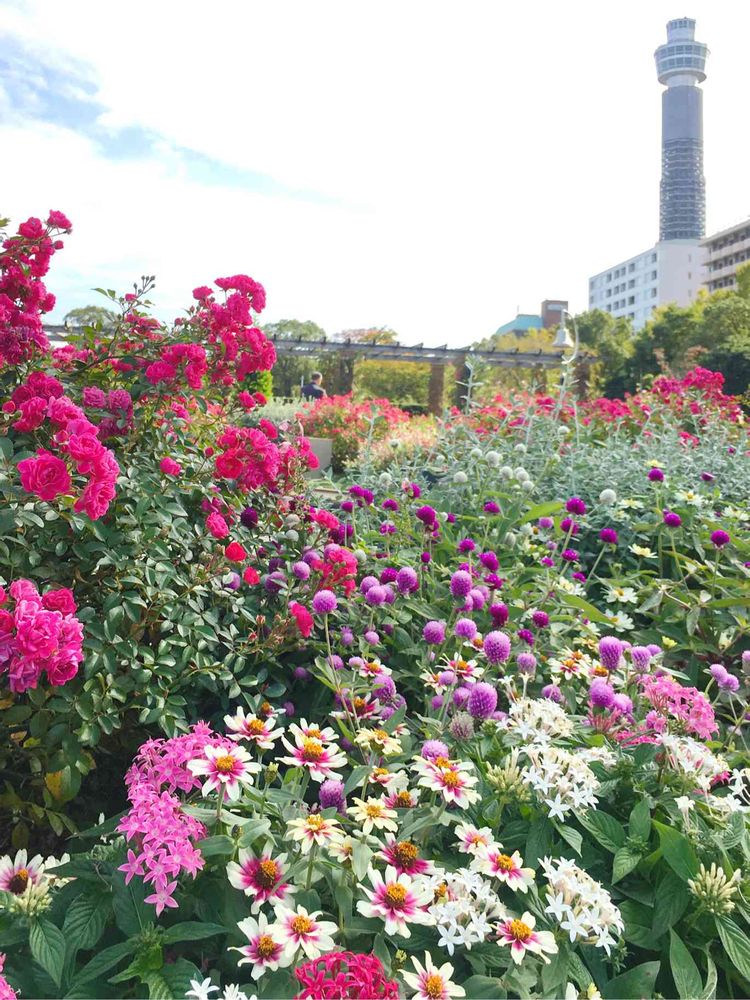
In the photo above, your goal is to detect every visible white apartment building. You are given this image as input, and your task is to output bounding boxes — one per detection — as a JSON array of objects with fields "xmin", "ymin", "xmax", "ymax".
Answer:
[
  {"xmin": 702, "ymin": 218, "xmax": 750, "ymax": 294},
  {"xmin": 588, "ymin": 240, "xmax": 704, "ymax": 331}
]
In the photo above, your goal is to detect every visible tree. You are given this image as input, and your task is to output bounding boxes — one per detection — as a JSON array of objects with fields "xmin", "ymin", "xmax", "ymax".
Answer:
[
  {"xmin": 260, "ymin": 319, "xmax": 328, "ymax": 397},
  {"xmin": 572, "ymin": 310, "xmax": 634, "ymax": 397},
  {"xmin": 63, "ymin": 304, "xmax": 118, "ymax": 328}
]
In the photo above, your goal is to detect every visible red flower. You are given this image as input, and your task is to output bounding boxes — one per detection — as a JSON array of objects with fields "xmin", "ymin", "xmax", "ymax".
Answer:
[
  {"xmin": 243, "ymin": 567, "xmax": 260, "ymax": 585},
  {"xmin": 289, "ymin": 602, "xmax": 314, "ymax": 638},
  {"xmin": 225, "ymin": 542, "xmax": 247, "ymax": 562}
]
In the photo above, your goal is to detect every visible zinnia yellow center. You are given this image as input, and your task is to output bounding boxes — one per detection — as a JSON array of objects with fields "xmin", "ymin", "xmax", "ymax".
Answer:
[
  {"xmin": 353, "ymin": 697, "xmax": 366, "ymax": 711},
  {"xmin": 495, "ymin": 854, "xmax": 515, "ymax": 872},
  {"xmin": 256, "ymin": 934, "xmax": 277, "ymax": 958},
  {"xmin": 290, "ymin": 915, "xmax": 314, "ymax": 935},
  {"xmin": 256, "ymin": 859, "xmax": 279, "ymax": 888},
  {"xmin": 306, "ymin": 815, "xmax": 326, "ymax": 831},
  {"xmin": 8, "ymin": 869, "xmax": 29, "ymax": 894},
  {"xmin": 215, "ymin": 754, "xmax": 236, "ymax": 774},
  {"xmin": 424, "ymin": 974, "xmax": 446, "ymax": 999},
  {"xmin": 365, "ymin": 803, "xmax": 384, "ymax": 818},
  {"xmin": 508, "ymin": 918, "xmax": 532, "ymax": 941},
  {"xmin": 393, "ymin": 841, "xmax": 418, "ymax": 866},
  {"xmin": 395, "ymin": 792, "xmax": 412, "ymax": 808},
  {"xmin": 306, "ymin": 726, "xmax": 322, "ymax": 739},
  {"xmin": 384, "ymin": 884, "xmax": 407, "ymax": 907},
  {"xmin": 301, "ymin": 738, "xmax": 324, "ymax": 761},
  {"xmin": 440, "ymin": 770, "xmax": 461, "ymax": 788},
  {"xmin": 373, "ymin": 729, "xmax": 389, "ymax": 741},
  {"xmin": 247, "ymin": 719, "xmax": 266, "ymax": 735}
]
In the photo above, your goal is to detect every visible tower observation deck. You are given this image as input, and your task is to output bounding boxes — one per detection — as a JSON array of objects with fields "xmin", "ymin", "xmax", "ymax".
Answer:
[{"xmin": 654, "ymin": 18, "xmax": 709, "ymax": 241}]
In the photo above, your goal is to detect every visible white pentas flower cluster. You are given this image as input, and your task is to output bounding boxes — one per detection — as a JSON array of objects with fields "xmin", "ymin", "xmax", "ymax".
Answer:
[
  {"xmin": 421, "ymin": 868, "xmax": 506, "ymax": 955},
  {"xmin": 541, "ymin": 857, "xmax": 624, "ymax": 954},
  {"xmin": 661, "ymin": 734, "xmax": 729, "ymax": 793},
  {"xmin": 496, "ymin": 697, "xmax": 574, "ymax": 745},
  {"xmin": 521, "ymin": 746, "xmax": 600, "ymax": 819}
]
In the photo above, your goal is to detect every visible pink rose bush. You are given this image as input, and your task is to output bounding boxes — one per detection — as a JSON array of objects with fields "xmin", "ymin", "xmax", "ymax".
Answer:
[{"xmin": 0, "ymin": 579, "xmax": 83, "ymax": 692}]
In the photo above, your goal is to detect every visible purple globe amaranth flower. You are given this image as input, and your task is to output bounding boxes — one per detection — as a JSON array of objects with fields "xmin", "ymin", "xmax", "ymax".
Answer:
[
  {"xmin": 572, "ymin": 571, "xmax": 587, "ymax": 583},
  {"xmin": 312, "ymin": 589, "xmax": 338, "ymax": 614},
  {"xmin": 566, "ymin": 496, "xmax": 587, "ymax": 516},
  {"xmin": 542, "ymin": 683, "xmax": 562, "ymax": 703},
  {"xmin": 516, "ymin": 652, "xmax": 537, "ymax": 675},
  {"xmin": 450, "ymin": 570, "xmax": 473, "ymax": 599},
  {"xmin": 415, "ymin": 505, "xmax": 437, "ymax": 526},
  {"xmin": 396, "ymin": 567, "xmax": 419, "ymax": 594},
  {"xmin": 449, "ymin": 711, "xmax": 475, "ymax": 741},
  {"xmin": 224, "ymin": 572, "xmax": 241, "ymax": 591},
  {"xmin": 420, "ymin": 551, "xmax": 432, "ymax": 565},
  {"xmin": 541, "ymin": 556, "xmax": 555, "ymax": 567},
  {"xmin": 490, "ymin": 602, "xmax": 509, "ymax": 626},
  {"xmin": 382, "ymin": 585, "xmax": 396, "ymax": 605},
  {"xmin": 302, "ymin": 549, "xmax": 322, "ymax": 566},
  {"xmin": 742, "ymin": 651, "xmax": 750, "ymax": 672},
  {"xmin": 421, "ymin": 739, "xmax": 449, "ymax": 761},
  {"xmin": 710, "ymin": 662, "xmax": 729, "ymax": 681},
  {"xmin": 701, "ymin": 472, "xmax": 715, "ymax": 482},
  {"xmin": 341, "ymin": 627, "xmax": 354, "ymax": 646},
  {"xmin": 348, "ymin": 656, "xmax": 365, "ymax": 671},
  {"xmin": 648, "ymin": 467, "xmax": 665, "ymax": 482},
  {"xmin": 562, "ymin": 548, "xmax": 578, "ymax": 563},
  {"xmin": 240, "ymin": 506, "xmax": 259, "ymax": 527},
  {"xmin": 438, "ymin": 670, "xmax": 456, "ymax": 686},
  {"xmin": 360, "ymin": 576, "xmax": 379, "ymax": 594},
  {"xmin": 453, "ymin": 686, "xmax": 471, "ymax": 709},
  {"xmin": 560, "ymin": 517, "xmax": 580, "ymax": 536},
  {"xmin": 613, "ymin": 693, "xmax": 633, "ymax": 714},
  {"xmin": 590, "ymin": 679, "xmax": 616, "ymax": 708},
  {"xmin": 458, "ymin": 538, "xmax": 476, "ymax": 553},
  {"xmin": 446, "ymin": 513, "xmax": 456, "ymax": 524},
  {"xmin": 538, "ymin": 516, "xmax": 554, "ymax": 530},
  {"xmin": 468, "ymin": 682, "xmax": 498, "ymax": 720},
  {"xmin": 403, "ymin": 481, "xmax": 421, "ymax": 498},
  {"xmin": 455, "ymin": 617, "xmax": 478, "ymax": 640},
  {"xmin": 373, "ymin": 675, "xmax": 397, "ymax": 701},
  {"xmin": 283, "ymin": 701, "xmax": 295, "ymax": 717},
  {"xmin": 484, "ymin": 573, "xmax": 504, "ymax": 589},
  {"xmin": 531, "ymin": 610, "xmax": 549, "ymax": 628},
  {"xmin": 629, "ymin": 646, "xmax": 652, "ymax": 673},
  {"xmin": 264, "ymin": 571, "xmax": 286, "ymax": 594},
  {"xmin": 294, "ymin": 666, "xmax": 312, "ymax": 682},
  {"xmin": 268, "ymin": 557, "xmax": 285, "ymax": 573},
  {"xmin": 663, "ymin": 510, "xmax": 682, "ymax": 528},
  {"xmin": 340, "ymin": 500, "xmax": 354, "ymax": 514},
  {"xmin": 479, "ymin": 551, "xmax": 499, "ymax": 572},
  {"xmin": 483, "ymin": 630, "xmax": 511, "ymax": 664},
  {"xmin": 328, "ymin": 655, "xmax": 344, "ymax": 671},
  {"xmin": 599, "ymin": 635, "xmax": 623, "ymax": 671},
  {"xmin": 483, "ymin": 501, "xmax": 500, "ymax": 514},
  {"xmin": 423, "ymin": 620, "xmax": 446, "ymax": 644},
  {"xmin": 379, "ymin": 522, "xmax": 396, "ymax": 535},
  {"xmin": 431, "ymin": 694, "xmax": 444, "ymax": 710},
  {"xmin": 517, "ymin": 628, "xmax": 535, "ymax": 646},
  {"xmin": 711, "ymin": 529, "xmax": 730, "ymax": 547},
  {"xmin": 293, "ymin": 561, "xmax": 311, "ymax": 581},
  {"xmin": 647, "ymin": 643, "xmax": 662, "ymax": 657},
  {"xmin": 319, "ymin": 778, "xmax": 345, "ymax": 811},
  {"xmin": 365, "ymin": 585, "xmax": 387, "ymax": 606},
  {"xmin": 469, "ymin": 588, "xmax": 487, "ymax": 611},
  {"xmin": 380, "ymin": 567, "xmax": 398, "ymax": 584},
  {"xmin": 382, "ymin": 498, "xmax": 399, "ymax": 511},
  {"xmin": 364, "ymin": 630, "xmax": 380, "ymax": 645},
  {"xmin": 599, "ymin": 527, "xmax": 618, "ymax": 545}
]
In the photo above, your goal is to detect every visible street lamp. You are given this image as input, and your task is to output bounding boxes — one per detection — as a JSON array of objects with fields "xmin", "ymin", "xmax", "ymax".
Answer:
[{"xmin": 552, "ymin": 309, "xmax": 580, "ymax": 419}]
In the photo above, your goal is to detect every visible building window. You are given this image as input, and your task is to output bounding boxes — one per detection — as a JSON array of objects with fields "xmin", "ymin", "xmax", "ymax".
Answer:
[
  {"xmin": 651, "ymin": 289, "xmax": 658, "ymax": 298},
  {"xmin": 606, "ymin": 289, "xmax": 611, "ymax": 298},
  {"xmin": 628, "ymin": 279, "xmax": 635, "ymax": 288},
  {"xmin": 606, "ymin": 273, "xmax": 612, "ymax": 282},
  {"xmin": 628, "ymin": 263, "xmax": 635, "ymax": 273},
  {"xmin": 628, "ymin": 296, "xmax": 635, "ymax": 305},
  {"xmin": 651, "ymin": 253, "xmax": 657, "ymax": 263},
  {"xmin": 651, "ymin": 270, "xmax": 657, "ymax": 280}
]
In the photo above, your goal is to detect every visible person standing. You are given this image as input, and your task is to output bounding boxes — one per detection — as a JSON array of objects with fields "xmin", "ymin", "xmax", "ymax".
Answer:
[{"xmin": 301, "ymin": 371, "xmax": 326, "ymax": 400}]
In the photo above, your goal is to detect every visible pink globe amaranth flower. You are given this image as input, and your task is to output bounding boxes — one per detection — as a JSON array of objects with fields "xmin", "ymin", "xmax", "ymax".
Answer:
[
  {"xmin": 648, "ymin": 467, "xmax": 665, "ymax": 482},
  {"xmin": 396, "ymin": 567, "xmax": 418, "ymax": 594},
  {"xmin": 468, "ymin": 682, "xmax": 497, "ymax": 719},
  {"xmin": 590, "ymin": 679, "xmax": 615, "ymax": 708},
  {"xmin": 517, "ymin": 652, "xmax": 537, "ymax": 675},
  {"xmin": 159, "ymin": 457, "xmax": 182, "ymax": 476},
  {"xmin": 711, "ymin": 529, "xmax": 730, "ymax": 547},
  {"xmin": 454, "ymin": 617, "xmax": 478, "ymax": 640},
  {"xmin": 17, "ymin": 449, "xmax": 71, "ymax": 501},
  {"xmin": 449, "ymin": 570, "xmax": 473, "ymax": 599},
  {"xmin": 542, "ymin": 683, "xmax": 562, "ymax": 703},
  {"xmin": 490, "ymin": 602, "xmax": 509, "ymax": 625},
  {"xmin": 599, "ymin": 635, "xmax": 623, "ymax": 671},
  {"xmin": 312, "ymin": 589, "xmax": 337, "ymax": 615},
  {"xmin": 663, "ymin": 510, "xmax": 682, "ymax": 528},
  {"xmin": 423, "ymin": 620, "xmax": 446, "ymax": 644},
  {"xmin": 566, "ymin": 496, "xmax": 587, "ymax": 515},
  {"xmin": 483, "ymin": 630, "xmax": 511, "ymax": 664}
]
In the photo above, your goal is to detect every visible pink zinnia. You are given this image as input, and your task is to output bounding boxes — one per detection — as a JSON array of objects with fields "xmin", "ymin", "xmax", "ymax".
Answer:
[
  {"xmin": 356, "ymin": 866, "xmax": 431, "ymax": 937},
  {"xmin": 496, "ymin": 911, "xmax": 558, "ymax": 964},
  {"xmin": 379, "ymin": 838, "xmax": 434, "ymax": 877},
  {"xmin": 227, "ymin": 850, "xmax": 293, "ymax": 912},
  {"xmin": 187, "ymin": 744, "xmax": 261, "ymax": 799}
]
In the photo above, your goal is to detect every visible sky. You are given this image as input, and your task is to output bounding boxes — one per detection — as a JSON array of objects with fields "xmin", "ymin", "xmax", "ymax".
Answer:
[{"xmin": 1, "ymin": 1, "xmax": 749, "ymax": 347}]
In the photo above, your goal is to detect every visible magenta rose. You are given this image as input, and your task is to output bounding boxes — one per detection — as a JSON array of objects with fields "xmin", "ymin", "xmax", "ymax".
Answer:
[
  {"xmin": 73, "ymin": 478, "xmax": 116, "ymax": 520},
  {"xmin": 9, "ymin": 579, "xmax": 41, "ymax": 603},
  {"xmin": 66, "ymin": 433, "xmax": 105, "ymax": 474},
  {"xmin": 159, "ymin": 457, "xmax": 182, "ymax": 476},
  {"xmin": 8, "ymin": 654, "xmax": 43, "ymax": 693},
  {"xmin": 206, "ymin": 512, "xmax": 230, "ymax": 538},
  {"xmin": 17, "ymin": 449, "xmax": 72, "ymax": 501},
  {"xmin": 13, "ymin": 396, "xmax": 47, "ymax": 432},
  {"xmin": 42, "ymin": 588, "xmax": 77, "ymax": 615},
  {"xmin": 14, "ymin": 608, "xmax": 61, "ymax": 659}
]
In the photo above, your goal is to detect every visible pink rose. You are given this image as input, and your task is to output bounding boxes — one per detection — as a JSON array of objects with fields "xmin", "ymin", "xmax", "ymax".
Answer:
[
  {"xmin": 66, "ymin": 433, "xmax": 105, "ymax": 474},
  {"xmin": 13, "ymin": 396, "xmax": 47, "ymax": 432},
  {"xmin": 8, "ymin": 654, "xmax": 43, "ymax": 693},
  {"xmin": 42, "ymin": 588, "xmax": 77, "ymax": 615},
  {"xmin": 206, "ymin": 512, "xmax": 229, "ymax": 539},
  {"xmin": 159, "ymin": 457, "xmax": 182, "ymax": 476},
  {"xmin": 47, "ymin": 395, "xmax": 84, "ymax": 427},
  {"xmin": 9, "ymin": 579, "xmax": 40, "ymax": 603},
  {"xmin": 17, "ymin": 450, "xmax": 72, "ymax": 501},
  {"xmin": 14, "ymin": 609, "xmax": 61, "ymax": 659},
  {"xmin": 74, "ymin": 478, "xmax": 116, "ymax": 520}
]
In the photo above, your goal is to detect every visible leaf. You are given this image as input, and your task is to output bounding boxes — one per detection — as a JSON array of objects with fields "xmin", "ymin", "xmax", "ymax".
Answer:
[
  {"xmin": 653, "ymin": 821, "xmax": 699, "ymax": 881},
  {"xmin": 520, "ymin": 501, "xmax": 563, "ymax": 524},
  {"xmin": 629, "ymin": 799, "xmax": 651, "ymax": 841},
  {"xmin": 162, "ymin": 921, "xmax": 226, "ymax": 944},
  {"xmin": 195, "ymin": 834, "xmax": 234, "ymax": 857},
  {"xmin": 652, "ymin": 871, "xmax": 689, "ymax": 933},
  {"xmin": 670, "ymin": 929, "xmax": 703, "ymax": 1000},
  {"xmin": 555, "ymin": 823, "xmax": 583, "ymax": 855},
  {"xmin": 602, "ymin": 961, "xmax": 660, "ymax": 999},
  {"xmin": 160, "ymin": 959, "xmax": 203, "ymax": 998},
  {"xmin": 29, "ymin": 918, "xmax": 66, "ymax": 988},
  {"xmin": 112, "ymin": 875, "xmax": 151, "ymax": 936},
  {"xmin": 461, "ymin": 975, "xmax": 507, "ymax": 998},
  {"xmin": 72, "ymin": 940, "xmax": 136, "ymax": 988},
  {"xmin": 701, "ymin": 951, "xmax": 718, "ymax": 1000},
  {"xmin": 351, "ymin": 842, "xmax": 372, "ymax": 881},
  {"xmin": 578, "ymin": 810, "xmax": 626, "ymax": 853},
  {"xmin": 716, "ymin": 916, "xmax": 750, "ymax": 983},
  {"xmin": 613, "ymin": 847, "xmax": 642, "ymax": 883},
  {"xmin": 63, "ymin": 892, "xmax": 110, "ymax": 951},
  {"xmin": 558, "ymin": 593, "xmax": 611, "ymax": 624}
]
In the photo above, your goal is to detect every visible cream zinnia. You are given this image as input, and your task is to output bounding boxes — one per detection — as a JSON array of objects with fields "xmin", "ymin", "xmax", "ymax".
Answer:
[
  {"xmin": 187, "ymin": 744, "xmax": 260, "ymax": 800},
  {"xmin": 356, "ymin": 865, "xmax": 432, "ymax": 938}
]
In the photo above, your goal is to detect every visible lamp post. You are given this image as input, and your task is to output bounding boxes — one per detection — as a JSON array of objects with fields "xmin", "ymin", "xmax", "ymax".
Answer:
[{"xmin": 552, "ymin": 310, "xmax": 580, "ymax": 420}]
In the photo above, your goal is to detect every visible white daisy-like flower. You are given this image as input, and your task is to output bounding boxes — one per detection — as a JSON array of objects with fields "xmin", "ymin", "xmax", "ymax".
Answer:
[{"xmin": 401, "ymin": 952, "xmax": 466, "ymax": 1000}]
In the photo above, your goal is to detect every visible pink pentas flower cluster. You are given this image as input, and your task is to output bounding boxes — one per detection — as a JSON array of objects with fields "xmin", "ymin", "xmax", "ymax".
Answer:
[
  {"xmin": 293, "ymin": 951, "xmax": 399, "ymax": 1000},
  {"xmin": 640, "ymin": 673, "xmax": 718, "ymax": 740},
  {"xmin": 118, "ymin": 724, "xmax": 234, "ymax": 913},
  {"xmin": 7, "ymin": 372, "xmax": 120, "ymax": 520},
  {"xmin": 0, "ymin": 579, "xmax": 83, "ymax": 693},
  {"xmin": 0, "ymin": 212, "xmax": 71, "ymax": 369},
  {"xmin": 0, "ymin": 953, "xmax": 17, "ymax": 1000}
]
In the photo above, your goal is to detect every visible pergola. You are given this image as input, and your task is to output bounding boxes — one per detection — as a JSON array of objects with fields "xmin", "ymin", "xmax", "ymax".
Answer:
[{"xmin": 43, "ymin": 325, "xmax": 593, "ymax": 414}]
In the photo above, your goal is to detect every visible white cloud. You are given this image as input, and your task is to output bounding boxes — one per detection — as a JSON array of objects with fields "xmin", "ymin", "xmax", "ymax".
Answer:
[{"xmin": 2, "ymin": 1, "xmax": 749, "ymax": 344}]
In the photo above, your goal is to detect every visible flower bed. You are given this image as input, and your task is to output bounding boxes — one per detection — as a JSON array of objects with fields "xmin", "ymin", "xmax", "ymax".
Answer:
[{"xmin": 1, "ymin": 213, "xmax": 750, "ymax": 1000}]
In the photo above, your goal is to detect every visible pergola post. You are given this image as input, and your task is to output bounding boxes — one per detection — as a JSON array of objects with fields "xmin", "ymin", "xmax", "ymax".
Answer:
[
  {"xmin": 427, "ymin": 363, "xmax": 445, "ymax": 415},
  {"xmin": 453, "ymin": 354, "xmax": 471, "ymax": 410}
]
